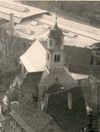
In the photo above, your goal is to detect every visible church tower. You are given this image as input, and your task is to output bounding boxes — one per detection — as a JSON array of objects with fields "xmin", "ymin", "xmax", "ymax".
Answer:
[
  {"xmin": 46, "ymin": 22, "xmax": 64, "ymax": 72},
  {"xmin": 38, "ymin": 21, "xmax": 78, "ymax": 104}
]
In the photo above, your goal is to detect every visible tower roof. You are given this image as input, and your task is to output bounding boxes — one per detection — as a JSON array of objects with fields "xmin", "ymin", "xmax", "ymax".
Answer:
[{"xmin": 48, "ymin": 22, "xmax": 63, "ymax": 39}]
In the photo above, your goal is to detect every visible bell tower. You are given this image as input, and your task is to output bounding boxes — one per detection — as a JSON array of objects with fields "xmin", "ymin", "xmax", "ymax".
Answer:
[
  {"xmin": 38, "ymin": 21, "xmax": 77, "ymax": 104},
  {"xmin": 46, "ymin": 22, "xmax": 64, "ymax": 72},
  {"xmin": 38, "ymin": 1, "xmax": 77, "ymax": 107}
]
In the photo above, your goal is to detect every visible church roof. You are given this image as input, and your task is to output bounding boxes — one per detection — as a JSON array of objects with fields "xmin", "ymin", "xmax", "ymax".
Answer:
[
  {"xmin": 20, "ymin": 39, "xmax": 90, "ymax": 79},
  {"xmin": 46, "ymin": 86, "xmax": 89, "ymax": 132},
  {"xmin": 20, "ymin": 40, "xmax": 46, "ymax": 72}
]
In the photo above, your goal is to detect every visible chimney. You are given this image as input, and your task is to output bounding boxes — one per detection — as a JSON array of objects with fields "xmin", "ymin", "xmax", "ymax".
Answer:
[{"xmin": 10, "ymin": 13, "xmax": 14, "ymax": 36}]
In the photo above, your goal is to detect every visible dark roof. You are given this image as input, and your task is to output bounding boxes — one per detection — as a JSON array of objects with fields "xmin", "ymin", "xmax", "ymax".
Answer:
[
  {"xmin": 48, "ymin": 22, "xmax": 63, "ymax": 39},
  {"xmin": 46, "ymin": 83, "xmax": 65, "ymax": 94},
  {"xmin": 11, "ymin": 98, "xmax": 53, "ymax": 132},
  {"xmin": 21, "ymin": 72, "xmax": 43, "ymax": 97},
  {"xmin": 46, "ymin": 86, "xmax": 88, "ymax": 132}
]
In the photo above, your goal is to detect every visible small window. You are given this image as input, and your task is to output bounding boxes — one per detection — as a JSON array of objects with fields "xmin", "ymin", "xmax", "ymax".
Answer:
[
  {"xmin": 54, "ymin": 55, "xmax": 57, "ymax": 62},
  {"xmin": 57, "ymin": 55, "xmax": 60, "ymax": 62},
  {"xmin": 68, "ymin": 93, "xmax": 72, "ymax": 110}
]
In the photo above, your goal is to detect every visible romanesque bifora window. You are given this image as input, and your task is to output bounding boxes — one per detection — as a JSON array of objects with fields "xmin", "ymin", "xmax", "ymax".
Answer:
[
  {"xmin": 54, "ymin": 54, "xmax": 60, "ymax": 62},
  {"xmin": 57, "ymin": 54, "xmax": 60, "ymax": 62},
  {"xmin": 54, "ymin": 55, "xmax": 57, "ymax": 62}
]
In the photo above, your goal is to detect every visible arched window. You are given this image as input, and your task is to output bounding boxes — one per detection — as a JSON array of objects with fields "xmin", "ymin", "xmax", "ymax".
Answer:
[
  {"xmin": 54, "ymin": 55, "xmax": 57, "ymax": 62},
  {"xmin": 54, "ymin": 54, "xmax": 60, "ymax": 62},
  {"xmin": 57, "ymin": 54, "xmax": 60, "ymax": 62}
]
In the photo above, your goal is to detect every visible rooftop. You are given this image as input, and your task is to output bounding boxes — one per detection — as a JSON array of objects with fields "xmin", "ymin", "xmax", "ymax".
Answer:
[
  {"xmin": 20, "ymin": 40, "xmax": 46, "ymax": 72},
  {"xmin": 14, "ymin": 21, "xmax": 50, "ymax": 40},
  {"xmin": 88, "ymin": 42, "xmax": 100, "ymax": 50},
  {"xmin": 71, "ymin": 73, "xmax": 89, "ymax": 80},
  {"xmin": 46, "ymin": 86, "xmax": 88, "ymax": 132},
  {"xmin": 10, "ymin": 98, "xmax": 54, "ymax": 132},
  {"xmin": 36, "ymin": 14, "xmax": 100, "ymax": 42},
  {"xmin": 0, "ymin": 0, "xmax": 48, "ymax": 23},
  {"xmin": 20, "ymin": 39, "xmax": 92, "ymax": 77},
  {"xmin": 15, "ymin": 14, "xmax": 99, "ymax": 47}
]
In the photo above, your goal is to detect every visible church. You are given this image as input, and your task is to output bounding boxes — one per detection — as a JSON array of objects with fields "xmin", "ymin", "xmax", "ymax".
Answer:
[{"xmin": 0, "ymin": 21, "xmax": 88, "ymax": 132}]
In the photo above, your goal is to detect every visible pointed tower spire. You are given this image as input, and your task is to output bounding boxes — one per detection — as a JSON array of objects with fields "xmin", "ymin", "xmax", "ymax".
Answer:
[{"xmin": 55, "ymin": 0, "xmax": 58, "ymax": 26}]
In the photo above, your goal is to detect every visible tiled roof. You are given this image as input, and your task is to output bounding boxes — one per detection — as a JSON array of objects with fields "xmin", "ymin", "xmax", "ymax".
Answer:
[
  {"xmin": 11, "ymin": 98, "xmax": 54, "ymax": 132},
  {"xmin": 10, "ymin": 110, "xmax": 33, "ymax": 132},
  {"xmin": 46, "ymin": 86, "xmax": 89, "ymax": 132}
]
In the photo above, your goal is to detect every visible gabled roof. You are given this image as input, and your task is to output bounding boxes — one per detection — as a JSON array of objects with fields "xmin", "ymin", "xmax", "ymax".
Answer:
[
  {"xmin": 0, "ymin": 0, "xmax": 48, "ymax": 23},
  {"xmin": 10, "ymin": 110, "xmax": 33, "ymax": 132},
  {"xmin": 10, "ymin": 98, "xmax": 57, "ymax": 132},
  {"xmin": 20, "ymin": 38, "xmax": 92, "ymax": 76},
  {"xmin": 20, "ymin": 40, "xmax": 46, "ymax": 72},
  {"xmin": 46, "ymin": 86, "xmax": 88, "ymax": 132}
]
